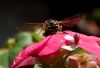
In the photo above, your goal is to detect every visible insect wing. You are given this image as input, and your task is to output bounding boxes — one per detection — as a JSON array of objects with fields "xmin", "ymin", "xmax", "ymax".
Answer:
[
  {"xmin": 16, "ymin": 23, "xmax": 45, "ymax": 36},
  {"xmin": 60, "ymin": 14, "xmax": 84, "ymax": 27}
]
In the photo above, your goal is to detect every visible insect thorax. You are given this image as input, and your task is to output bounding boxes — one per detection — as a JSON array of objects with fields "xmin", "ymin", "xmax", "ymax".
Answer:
[{"xmin": 43, "ymin": 19, "xmax": 59, "ymax": 36}]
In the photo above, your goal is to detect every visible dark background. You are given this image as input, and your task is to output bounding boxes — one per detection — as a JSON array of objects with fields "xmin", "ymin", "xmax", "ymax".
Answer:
[{"xmin": 0, "ymin": 0, "xmax": 100, "ymax": 47}]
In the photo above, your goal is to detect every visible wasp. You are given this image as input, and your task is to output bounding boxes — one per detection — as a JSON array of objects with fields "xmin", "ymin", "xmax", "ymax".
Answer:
[
  {"xmin": 16, "ymin": 14, "xmax": 84, "ymax": 37},
  {"xmin": 43, "ymin": 14, "xmax": 84, "ymax": 36}
]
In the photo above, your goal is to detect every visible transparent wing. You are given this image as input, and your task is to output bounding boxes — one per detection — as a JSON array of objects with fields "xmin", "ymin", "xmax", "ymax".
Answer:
[
  {"xmin": 59, "ymin": 14, "xmax": 84, "ymax": 27},
  {"xmin": 16, "ymin": 23, "xmax": 45, "ymax": 36}
]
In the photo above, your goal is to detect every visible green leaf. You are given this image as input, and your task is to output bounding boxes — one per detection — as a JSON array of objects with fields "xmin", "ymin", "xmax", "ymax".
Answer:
[
  {"xmin": 8, "ymin": 46, "xmax": 23, "ymax": 67},
  {"xmin": 0, "ymin": 49, "xmax": 9, "ymax": 68},
  {"xmin": 31, "ymin": 32, "xmax": 43, "ymax": 42},
  {"xmin": 71, "ymin": 48, "xmax": 87, "ymax": 55},
  {"xmin": 15, "ymin": 32, "xmax": 33, "ymax": 47},
  {"xmin": 32, "ymin": 35, "xmax": 42, "ymax": 42}
]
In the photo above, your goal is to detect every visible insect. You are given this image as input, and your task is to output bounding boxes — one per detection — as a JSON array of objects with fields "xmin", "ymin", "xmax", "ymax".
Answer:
[{"xmin": 16, "ymin": 14, "xmax": 84, "ymax": 37}]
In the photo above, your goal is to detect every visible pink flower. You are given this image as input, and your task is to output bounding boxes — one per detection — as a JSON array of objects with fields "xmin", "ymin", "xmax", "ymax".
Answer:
[
  {"xmin": 11, "ymin": 30, "xmax": 100, "ymax": 68},
  {"xmin": 11, "ymin": 33, "xmax": 73, "ymax": 68}
]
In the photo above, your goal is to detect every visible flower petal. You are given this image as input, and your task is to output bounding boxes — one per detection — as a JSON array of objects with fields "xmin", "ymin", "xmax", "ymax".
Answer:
[
  {"xmin": 11, "ymin": 36, "xmax": 52, "ymax": 68},
  {"xmin": 11, "ymin": 33, "xmax": 74, "ymax": 68},
  {"xmin": 15, "ymin": 57, "xmax": 37, "ymax": 68},
  {"xmin": 11, "ymin": 30, "xmax": 100, "ymax": 68},
  {"xmin": 65, "ymin": 30, "xmax": 100, "ymax": 57},
  {"xmin": 38, "ymin": 33, "xmax": 75, "ymax": 56}
]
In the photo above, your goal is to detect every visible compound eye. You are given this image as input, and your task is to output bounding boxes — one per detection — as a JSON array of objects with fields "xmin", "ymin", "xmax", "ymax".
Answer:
[{"xmin": 45, "ymin": 19, "xmax": 57, "ymax": 24}]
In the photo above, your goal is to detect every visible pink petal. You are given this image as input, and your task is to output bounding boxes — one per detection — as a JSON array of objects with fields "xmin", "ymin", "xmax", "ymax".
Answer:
[
  {"xmin": 11, "ymin": 30, "xmax": 100, "ymax": 68},
  {"xmin": 11, "ymin": 36, "xmax": 52, "ymax": 68},
  {"xmin": 15, "ymin": 57, "xmax": 37, "ymax": 68},
  {"xmin": 78, "ymin": 40, "xmax": 100, "ymax": 57},
  {"xmin": 38, "ymin": 33, "xmax": 65, "ymax": 56},
  {"xmin": 65, "ymin": 30, "xmax": 100, "ymax": 57},
  {"xmin": 11, "ymin": 33, "xmax": 74, "ymax": 68},
  {"xmin": 38, "ymin": 33, "xmax": 75, "ymax": 56},
  {"xmin": 38, "ymin": 51, "xmax": 60, "ymax": 64}
]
